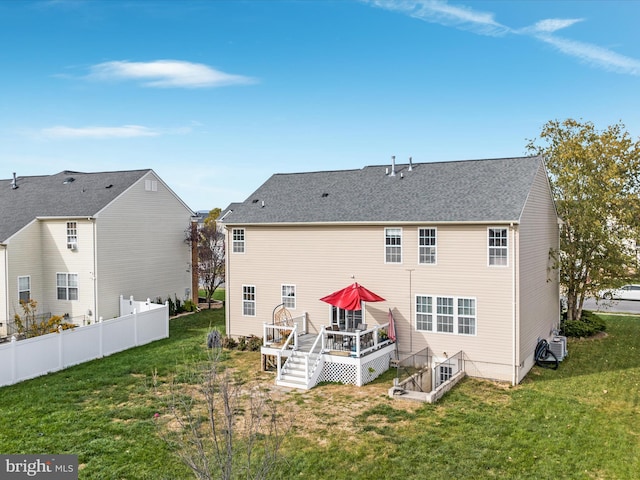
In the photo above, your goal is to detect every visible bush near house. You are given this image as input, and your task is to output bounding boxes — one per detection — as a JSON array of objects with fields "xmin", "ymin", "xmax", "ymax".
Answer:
[{"xmin": 561, "ymin": 309, "xmax": 607, "ymax": 338}]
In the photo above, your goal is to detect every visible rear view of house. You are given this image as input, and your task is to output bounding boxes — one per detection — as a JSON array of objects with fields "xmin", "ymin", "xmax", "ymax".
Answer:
[
  {"xmin": 0, "ymin": 169, "xmax": 193, "ymax": 338},
  {"xmin": 220, "ymin": 156, "xmax": 560, "ymax": 387}
]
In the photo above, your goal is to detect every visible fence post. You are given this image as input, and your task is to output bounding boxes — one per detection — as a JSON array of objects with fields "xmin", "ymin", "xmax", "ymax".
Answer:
[
  {"xmin": 58, "ymin": 325, "xmax": 64, "ymax": 371},
  {"xmin": 164, "ymin": 301, "xmax": 169, "ymax": 338},
  {"xmin": 11, "ymin": 336, "xmax": 17, "ymax": 385},
  {"xmin": 133, "ymin": 308, "xmax": 138, "ymax": 346},
  {"xmin": 99, "ymin": 317, "xmax": 104, "ymax": 358}
]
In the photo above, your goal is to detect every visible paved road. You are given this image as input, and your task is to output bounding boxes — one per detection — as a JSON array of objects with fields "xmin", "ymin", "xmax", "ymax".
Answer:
[{"xmin": 582, "ymin": 297, "xmax": 640, "ymax": 314}]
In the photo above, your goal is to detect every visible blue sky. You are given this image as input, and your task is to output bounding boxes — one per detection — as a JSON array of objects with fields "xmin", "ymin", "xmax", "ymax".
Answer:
[{"xmin": 2, "ymin": 0, "xmax": 639, "ymax": 211}]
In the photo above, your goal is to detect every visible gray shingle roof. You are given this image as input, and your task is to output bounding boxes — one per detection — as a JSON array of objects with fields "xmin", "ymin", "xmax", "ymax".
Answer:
[
  {"xmin": 0, "ymin": 169, "xmax": 150, "ymax": 242},
  {"xmin": 220, "ymin": 156, "xmax": 544, "ymax": 225}
]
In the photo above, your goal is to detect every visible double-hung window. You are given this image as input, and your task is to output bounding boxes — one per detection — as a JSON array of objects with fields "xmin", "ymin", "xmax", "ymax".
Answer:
[
  {"xmin": 436, "ymin": 297, "xmax": 454, "ymax": 333},
  {"xmin": 232, "ymin": 228, "xmax": 245, "ymax": 253},
  {"xmin": 18, "ymin": 276, "xmax": 30, "ymax": 302},
  {"xmin": 282, "ymin": 284, "xmax": 296, "ymax": 309},
  {"xmin": 418, "ymin": 228, "xmax": 437, "ymax": 264},
  {"xmin": 385, "ymin": 228, "xmax": 402, "ymax": 263},
  {"xmin": 242, "ymin": 285, "xmax": 256, "ymax": 316},
  {"xmin": 488, "ymin": 228, "xmax": 508, "ymax": 266},
  {"xmin": 416, "ymin": 295, "xmax": 477, "ymax": 336},
  {"xmin": 66, "ymin": 221, "xmax": 78, "ymax": 249},
  {"xmin": 457, "ymin": 298, "xmax": 476, "ymax": 335},
  {"xmin": 57, "ymin": 273, "xmax": 78, "ymax": 300},
  {"xmin": 416, "ymin": 295, "xmax": 433, "ymax": 331}
]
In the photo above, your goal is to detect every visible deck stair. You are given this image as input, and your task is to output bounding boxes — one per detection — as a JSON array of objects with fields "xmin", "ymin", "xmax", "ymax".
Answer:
[{"xmin": 276, "ymin": 333, "xmax": 325, "ymax": 389}]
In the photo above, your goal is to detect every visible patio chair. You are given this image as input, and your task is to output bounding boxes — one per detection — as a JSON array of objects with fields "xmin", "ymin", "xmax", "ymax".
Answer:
[{"xmin": 327, "ymin": 325, "xmax": 340, "ymax": 348}]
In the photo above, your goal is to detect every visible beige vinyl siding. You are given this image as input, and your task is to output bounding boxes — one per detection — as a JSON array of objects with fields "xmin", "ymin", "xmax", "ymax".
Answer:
[
  {"xmin": 0, "ymin": 245, "xmax": 7, "ymax": 336},
  {"xmin": 517, "ymin": 165, "xmax": 560, "ymax": 382},
  {"xmin": 5, "ymin": 222, "xmax": 45, "ymax": 323},
  {"xmin": 94, "ymin": 171, "xmax": 192, "ymax": 320},
  {"xmin": 226, "ymin": 222, "xmax": 518, "ymax": 381},
  {"xmin": 39, "ymin": 219, "xmax": 96, "ymax": 321}
]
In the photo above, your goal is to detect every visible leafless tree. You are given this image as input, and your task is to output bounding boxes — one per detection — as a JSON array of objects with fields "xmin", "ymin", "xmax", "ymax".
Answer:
[
  {"xmin": 153, "ymin": 349, "xmax": 290, "ymax": 480},
  {"xmin": 186, "ymin": 209, "xmax": 225, "ymax": 307}
]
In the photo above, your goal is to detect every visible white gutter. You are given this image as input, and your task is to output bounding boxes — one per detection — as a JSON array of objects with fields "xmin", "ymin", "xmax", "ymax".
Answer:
[{"xmin": 221, "ymin": 220, "xmax": 521, "ymax": 228}]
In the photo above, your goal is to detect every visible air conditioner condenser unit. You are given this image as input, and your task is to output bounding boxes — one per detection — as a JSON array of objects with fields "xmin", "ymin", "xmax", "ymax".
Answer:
[{"xmin": 549, "ymin": 336, "xmax": 567, "ymax": 361}]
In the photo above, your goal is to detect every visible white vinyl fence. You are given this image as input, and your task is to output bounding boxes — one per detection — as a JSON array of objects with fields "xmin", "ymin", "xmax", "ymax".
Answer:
[{"xmin": 0, "ymin": 299, "xmax": 169, "ymax": 388}]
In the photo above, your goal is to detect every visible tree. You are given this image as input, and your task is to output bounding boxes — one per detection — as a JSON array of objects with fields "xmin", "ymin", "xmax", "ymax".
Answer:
[
  {"xmin": 153, "ymin": 349, "xmax": 290, "ymax": 480},
  {"xmin": 186, "ymin": 208, "xmax": 225, "ymax": 307},
  {"xmin": 527, "ymin": 118, "xmax": 640, "ymax": 321},
  {"xmin": 13, "ymin": 299, "xmax": 75, "ymax": 338}
]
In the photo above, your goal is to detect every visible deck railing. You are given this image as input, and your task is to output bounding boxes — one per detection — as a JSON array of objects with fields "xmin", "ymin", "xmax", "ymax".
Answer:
[
  {"xmin": 262, "ymin": 313, "xmax": 307, "ymax": 348},
  {"xmin": 321, "ymin": 322, "xmax": 393, "ymax": 357}
]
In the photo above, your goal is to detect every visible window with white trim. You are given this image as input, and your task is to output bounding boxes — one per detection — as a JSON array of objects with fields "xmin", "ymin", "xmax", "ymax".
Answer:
[
  {"xmin": 232, "ymin": 228, "xmax": 245, "ymax": 253},
  {"xmin": 436, "ymin": 297, "xmax": 454, "ymax": 333},
  {"xmin": 457, "ymin": 298, "xmax": 476, "ymax": 335},
  {"xmin": 416, "ymin": 295, "xmax": 433, "ymax": 331},
  {"xmin": 385, "ymin": 228, "xmax": 402, "ymax": 263},
  {"xmin": 416, "ymin": 295, "xmax": 477, "ymax": 336},
  {"xmin": 66, "ymin": 221, "xmax": 77, "ymax": 249},
  {"xmin": 488, "ymin": 228, "xmax": 508, "ymax": 266},
  {"xmin": 419, "ymin": 228, "xmax": 437, "ymax": 264},
  {"xmin": 18, "ymin": 276, "xmax": 30, "ymax": 303},
  {"xmin": 242, "ymin": 285, "xmax": 256, "ymax": 316},
  {"xmin": 57, "ymin": 273, "xmax": 78, "ymax": 300},
  {"xmin": 282, "ymin": 284, "xmax": 296, "ymax": 309}
]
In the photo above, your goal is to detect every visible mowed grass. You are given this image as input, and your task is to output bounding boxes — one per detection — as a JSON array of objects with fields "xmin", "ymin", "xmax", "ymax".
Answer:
[{"xmin": 1, "ymin": 308, "xmax": 639, "ymax": 479}]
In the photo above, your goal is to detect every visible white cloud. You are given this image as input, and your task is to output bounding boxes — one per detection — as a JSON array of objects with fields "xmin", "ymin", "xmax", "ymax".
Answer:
[
  {"xmin": 366, "ymin": 0, "xmax": 510, "ymax": 36},
  {"xmin": 526, "ymin": 18, "xmax": 583, "ymax": 34},
  {"xmin": 88, "ymin": 60, "xmax": 256, "ymax": 88},
  {"xmin": 364, "ymin": 0, "xmax": 640, "ymax": 76},
  {"xmin": 535, "ymin": 34, "xmax": 640, "ymax": 76},
  {"xmin": 42, "ymin": 125, "xmax": 160, "ymax": 139}
]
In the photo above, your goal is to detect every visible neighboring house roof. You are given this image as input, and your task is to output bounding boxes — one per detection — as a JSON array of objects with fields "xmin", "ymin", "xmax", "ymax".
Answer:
[
  {"xmin": 220, "ymin": 156, "xmax": 546, "ymax": 225},
  {"xmin": 0, "ymin": 169, "xmax": 151, "ymax": 242}
]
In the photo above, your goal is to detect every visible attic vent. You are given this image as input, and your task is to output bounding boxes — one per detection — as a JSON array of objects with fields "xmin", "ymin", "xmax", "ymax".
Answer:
[
  {"xmin": 105, "ymin": 184, "xmax": 113, "ymax": 189},
  {"xmin": 252, "ymin": 199, "xmax": 259, "ymax": 204},
  {"xmin": 321, "ymin": 193, "xmax": 329, "ymax": 198},
  {"xmin": 63, "ymin": 177, "xmax": 75, "ymax": 184}
]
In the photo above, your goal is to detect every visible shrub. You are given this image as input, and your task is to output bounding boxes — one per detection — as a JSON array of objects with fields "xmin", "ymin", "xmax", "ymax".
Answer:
[
  {"xmin": 237, "ymin": 336, "xmax": 247, "ymax": 351},
  {"xmin": 182, "ymin": 299, "xmax": 197, "ymax": 312},
  {"xmin": 247, "ymin": 336, "xmax": 263, "ymax": 351},
  {"xmin": 561, "ymin": 310, "xmax": 606, "ymax": 337},
  {"xmin": 221, "ymin": 335, "xmax": 238, "ymax": 349}
]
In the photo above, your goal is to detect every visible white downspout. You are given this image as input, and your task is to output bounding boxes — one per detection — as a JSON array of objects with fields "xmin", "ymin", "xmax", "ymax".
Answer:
[
  {"xmin": 2, "ymin": 245, "xmax": 8, "ymax": 333},
  {"xmin": 225, "ymin": 227, "xmax": 231, "ymax": 337},
  {"xmin": 92, "ymin": 218, "xmax": 98, "ymax": 322},
  {"xmin": 511, "ymin": 223, "xmax": 518, "ymax": 386}
]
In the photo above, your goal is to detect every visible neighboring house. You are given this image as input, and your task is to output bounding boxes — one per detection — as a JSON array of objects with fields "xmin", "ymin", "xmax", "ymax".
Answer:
[
  {"xmin": 220, "ymin": 156, "xmax": 561, "ymax": 387},
  {"xmin": 0, "ymin": 169, "xmax": 193, "ymax": 338}
]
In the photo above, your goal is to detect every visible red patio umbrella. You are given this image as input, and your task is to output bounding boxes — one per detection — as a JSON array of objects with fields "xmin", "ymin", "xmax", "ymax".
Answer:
[{"xmin": 319, "ymin": 282, "xmax": 385, "ymax": 311}]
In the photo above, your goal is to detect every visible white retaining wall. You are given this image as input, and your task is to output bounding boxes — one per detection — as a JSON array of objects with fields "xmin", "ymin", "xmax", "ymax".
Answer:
[{"xmin": 0, "ymin": 302, "xmax": 169, "ymax": 388}]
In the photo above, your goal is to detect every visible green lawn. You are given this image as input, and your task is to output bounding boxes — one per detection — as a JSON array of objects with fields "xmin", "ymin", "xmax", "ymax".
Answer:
[{"xmin": 1, "ymin": 310, "xmax": 638, "ymax": 479}]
